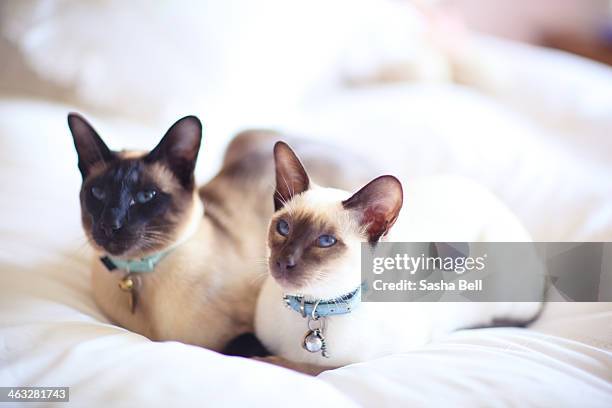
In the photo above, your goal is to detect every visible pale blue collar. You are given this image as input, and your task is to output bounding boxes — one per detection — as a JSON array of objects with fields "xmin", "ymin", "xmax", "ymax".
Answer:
[
  {"xmin": 100, "ymin": 250, "xmax": 170, "ymax": 273},
  {"xmin": 283, "ymin": 286, "xmax": 362, "ymax": 319}
]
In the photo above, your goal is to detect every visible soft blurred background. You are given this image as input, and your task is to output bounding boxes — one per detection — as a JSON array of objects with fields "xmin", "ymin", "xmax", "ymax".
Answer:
[{"xmin": 1, "ymin": 0, "xmax": 612, "ymax": 245}]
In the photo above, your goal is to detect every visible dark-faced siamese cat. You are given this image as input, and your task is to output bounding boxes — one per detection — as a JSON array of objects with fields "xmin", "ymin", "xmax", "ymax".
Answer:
[
  {"xmin": 69, "ymin": 113, "xmax": 371, "ymax": 351},
  {"xmin": 255, "ymin": 142, "xmax": 542, "ymax": 374}
]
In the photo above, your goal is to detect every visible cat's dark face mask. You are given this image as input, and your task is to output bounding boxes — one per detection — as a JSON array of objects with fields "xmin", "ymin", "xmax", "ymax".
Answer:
[{"xmin": 68, "ymin": 113, "xmax": 202, "ymax": 258}]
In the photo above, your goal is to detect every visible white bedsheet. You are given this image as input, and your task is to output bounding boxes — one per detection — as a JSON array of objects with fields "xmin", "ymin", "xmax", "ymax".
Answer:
[
  {"xmin": 0, "ymin": 94, "xmax": 610, "ymax": 407},
  {"xmin": 1, "ymin": 35, "xmax": 612, "ymax": 405}
]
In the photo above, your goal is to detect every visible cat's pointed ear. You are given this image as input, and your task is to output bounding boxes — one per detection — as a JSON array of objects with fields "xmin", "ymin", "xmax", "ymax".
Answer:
[
  {"xmin": 273, "ymin": 141, "xmax": 310, "ymax": 211},
  {"xmin": 67, "ymin": 113, "xmax": 114, "ymax": 179},
  {"xmin": 145, "ymin": 115, "xmax": 202, "ymax": 189},
  {"xmin": 342, "ymin": 175, "xmax": 403, "ymax": 243}
]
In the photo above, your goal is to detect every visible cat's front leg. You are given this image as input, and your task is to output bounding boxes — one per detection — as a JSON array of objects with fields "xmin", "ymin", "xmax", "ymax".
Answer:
[{"xmin": 252, "ymin": 355, "xmax": 336, "ymax": 376}]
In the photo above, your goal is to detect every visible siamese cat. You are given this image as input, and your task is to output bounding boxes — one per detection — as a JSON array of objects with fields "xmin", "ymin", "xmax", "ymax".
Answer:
[
  {"xmin": 69, "ymin": 113, "xmax": 371, "ymax": 351},
  {"xmin": 254, "ymin": 142, "xmax": 542, "ymax": 373}
]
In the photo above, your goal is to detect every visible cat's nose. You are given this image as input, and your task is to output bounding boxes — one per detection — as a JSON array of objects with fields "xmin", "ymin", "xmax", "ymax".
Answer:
[
  {"xmin": 276, "ymin": 255, "xmax": 297, "ymax": 271},
  {"xmin": 101, "ymin": 208, "xmax": 124, "ymax": 236}
]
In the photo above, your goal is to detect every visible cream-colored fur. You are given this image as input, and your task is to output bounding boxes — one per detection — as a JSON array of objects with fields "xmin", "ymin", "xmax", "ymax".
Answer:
[
  {"xmin": 91, "ymin": 186, "xmax": 264, "ymax": 350},
  {"xmin": 255, "ymin": 175, "xmax": 542, "ymax": 366}
]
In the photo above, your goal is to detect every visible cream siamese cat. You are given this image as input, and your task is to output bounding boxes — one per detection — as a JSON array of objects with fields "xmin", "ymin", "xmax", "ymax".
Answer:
[
  {"xmin": 255, "ymin": 142, "xmax": 542, "ymax": 373},
  {"xmin": 68, "ymin": 114, "xmax": 370, "ymax": 351}
]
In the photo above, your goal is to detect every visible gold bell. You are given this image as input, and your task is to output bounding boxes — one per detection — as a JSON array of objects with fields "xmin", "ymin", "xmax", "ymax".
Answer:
[{"xmin": 118, "ymin": 276, "xmax": 134, "ymax": 291}]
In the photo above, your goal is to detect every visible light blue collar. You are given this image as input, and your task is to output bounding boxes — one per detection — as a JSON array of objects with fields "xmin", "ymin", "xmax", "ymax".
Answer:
[
  {"xmin": 283, "ymin": 286, "xmax": 362, "ymax": 318},
  {"xmin": 100, "ymin": 250, "xmax": 170, "ymax": 273}
]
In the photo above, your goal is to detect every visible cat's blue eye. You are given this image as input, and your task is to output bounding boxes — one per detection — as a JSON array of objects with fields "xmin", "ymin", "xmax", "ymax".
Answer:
[
  {"xmin": 276, "ymin": 219, "xmax": 290, "ymax": 236},
  {"xmin": 91, "ymin": 186, "xmax": 105, "ymax": 200},
  {"xmin": 135, "ymin": 189, "xmax": 157, "ymax": 204},
  {"xmin": 317, "ymin": 234, "xmax": 337, "ymax": 248}
]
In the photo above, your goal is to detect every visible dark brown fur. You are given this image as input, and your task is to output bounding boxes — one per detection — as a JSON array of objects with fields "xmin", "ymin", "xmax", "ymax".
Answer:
[
  {"xmin": 69, "ymin": 113, "xmax": 202, "ymax": 259},
  {"xmin": 268, "ymin": 210, "xmax": 347, "ymax": 288},
  {"xmin": 80, "ymin": 156, "xmax": 195, "ymax": 257}
]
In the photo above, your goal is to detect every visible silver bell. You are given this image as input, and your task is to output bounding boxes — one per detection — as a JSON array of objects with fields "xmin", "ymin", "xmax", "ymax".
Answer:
[{"xmin": 302, "ymin": 330, "xmax": 323, "ymax": 353}]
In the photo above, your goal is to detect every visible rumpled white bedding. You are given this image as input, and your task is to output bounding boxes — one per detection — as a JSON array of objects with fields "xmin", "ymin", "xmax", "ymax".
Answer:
[{"xmin": 1, "ymin": 41, "xmax": 612, "ymax": 406}]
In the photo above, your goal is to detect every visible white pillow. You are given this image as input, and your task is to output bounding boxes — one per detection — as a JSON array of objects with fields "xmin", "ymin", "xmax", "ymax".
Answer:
[{"xmin": 0, "ymin": 0, "xmax": 448, "ymax": 122}]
